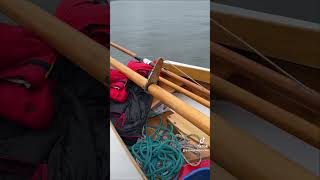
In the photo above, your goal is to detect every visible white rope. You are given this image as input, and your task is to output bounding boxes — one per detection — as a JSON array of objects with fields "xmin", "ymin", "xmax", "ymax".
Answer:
[
  {"xmin": 176, "ymin": 133, "xmax": 202, "ymax": 167},
  {"xmin": 164, "ymin": 60, "xmax": 207, "ymax": 89},
  {"xmin": 211, "ymin": 18, "xmax": 315, "ymax": 94}
]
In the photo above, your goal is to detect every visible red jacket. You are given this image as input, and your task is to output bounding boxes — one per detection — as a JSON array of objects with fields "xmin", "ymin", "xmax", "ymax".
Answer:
[{"xmin": 0, "ymin": 0, "xmax": 109, "ymax": 129}]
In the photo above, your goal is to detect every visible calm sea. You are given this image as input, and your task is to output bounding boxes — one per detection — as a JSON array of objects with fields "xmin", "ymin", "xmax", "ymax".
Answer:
[{"xmin": 111, "ymin": 0, "xmax": 210, "ymax": 68}]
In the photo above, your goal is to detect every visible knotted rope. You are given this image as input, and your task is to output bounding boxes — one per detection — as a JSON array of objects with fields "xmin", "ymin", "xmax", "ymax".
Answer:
[{"xmin": 130, "ymin": 114, "xmax": 184, "ymax": 180}]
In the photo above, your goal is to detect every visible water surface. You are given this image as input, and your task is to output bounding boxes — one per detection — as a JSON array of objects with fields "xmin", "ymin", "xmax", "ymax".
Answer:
[{"xmin": 111, "ymin": 0, "xmax": 210, "ymax": 68}]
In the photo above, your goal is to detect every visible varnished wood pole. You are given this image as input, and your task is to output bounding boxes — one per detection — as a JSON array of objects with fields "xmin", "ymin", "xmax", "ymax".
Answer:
[
  {"xmin": 211, "ymin": 42, "xmax": 320, "ymax": 114},
  {"xmin": 159, "ymin": 77, "xmax": 210, "ymax": 107},
  {"xmin": 213, "ymin": 75, "xmax": 320, "ymax": 149},
  {"xmin": 111, "ymin": 42, "xmax": 210, "ymax": 97},
  {"xmin": 111, "ymin": 56, "xmax": 210, "ymax": 135},
  {"xmin": 161, "ymin": 69, "xmax": 210, "ymax": 97},
  {"xmin": 111, "ymin": 42, "xmax": 137, "ymax": 57},
  {"xmin": 0, "ymin": 0, "xmax": 108, "ymax": 84},
  {"xmin": 212, "ymin": 114, "xmax": 317, "ymax": 179}
]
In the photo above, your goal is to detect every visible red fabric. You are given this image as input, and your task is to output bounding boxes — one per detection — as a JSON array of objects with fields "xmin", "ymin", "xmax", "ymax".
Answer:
[
  {"xmin": 0, "ymin": 55, "xmax": 55, "ymax": 88},
  {"xmin": 127, "ymin": 60, "xmax": 153, "ymax": 77},
  {"xmin": 55, "ymin": 0, "xmax": 109, "ymax": 46},
  {"xmin": 0, "ymin": 24, "xmax": 55, "ymax": 129},
  {"xmin": 0, "ymin": 0, "xmax": 108, "ymax": 129},
  {"xmin": 32, "ymin": 164, "xmax": 48, "ymax": 180},
  {"xmin": 0, "ymin": 24, "xmax": 52, "ymax": 70},
  {"xmin": 0, "ymin": 82, "xmax": 53, "ymax": 129},
  {"xmin": 110, "ymin": 69, "xmax": 128, "ymax": 103},
  {"xmin": 178, "ymin": 160, "xmax": 210, "ymax": 180},
  {"xmin": 110, "ymin": 61, "xmax": 154, "ymax": 102}
]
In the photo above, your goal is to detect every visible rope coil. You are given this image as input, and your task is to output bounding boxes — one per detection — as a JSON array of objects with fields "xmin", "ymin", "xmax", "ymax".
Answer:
[{"xmin": 130, "ymin": 115, "xmax": 184, "ymax": 180}]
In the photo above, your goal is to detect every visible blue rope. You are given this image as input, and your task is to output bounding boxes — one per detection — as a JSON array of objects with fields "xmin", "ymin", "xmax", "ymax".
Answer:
[{"xmin": 130, "ymin": 114, "xmax": 185, "ymax": 180}]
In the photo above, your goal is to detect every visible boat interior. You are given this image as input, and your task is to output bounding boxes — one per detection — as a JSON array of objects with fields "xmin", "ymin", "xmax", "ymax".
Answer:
[{"xmin": 110, "ymin": 43, "xmax": 211, "ymax": 179}]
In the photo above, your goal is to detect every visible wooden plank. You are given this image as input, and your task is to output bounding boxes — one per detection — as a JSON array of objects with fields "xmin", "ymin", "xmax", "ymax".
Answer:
[
  {"xmin": 211, "ymin": 3, "xmax": 320, "ymax": 69},
  {"xmin": 183, "ymin": 140, "xmax": 210, "ymax": 163},
  {"xmin": 167, "ymin": 113, "xmax": 210, "ymax": 147},
  {"xmin": 163, "ymin": 112, "xmax": 210, "ymax": 163}
]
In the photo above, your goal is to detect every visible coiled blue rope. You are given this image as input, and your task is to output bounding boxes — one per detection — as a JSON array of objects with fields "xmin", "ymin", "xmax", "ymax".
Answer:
[{"xmin": 130, "ymin": 114, "xmax": 185, "ymax": 180}]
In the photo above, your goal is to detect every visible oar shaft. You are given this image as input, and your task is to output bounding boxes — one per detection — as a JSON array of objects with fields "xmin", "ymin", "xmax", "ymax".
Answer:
[
  {"xmin": 0, "ymin": 0, "xmax": 108, "ymax": 84},
  {"xmin": 159, "ymin": 77, "xmax": 210, "ymax": 107},
  {"xmin": 111, "ymin": 42, "xmax": 137, "ymax": 57},
  {"xmin": 161, "ymin": 68, "xmax": 210, "ymax": 97},
  {"xmin": 111, "ymin": 56, "xmax": 210, "ymax": 135}
]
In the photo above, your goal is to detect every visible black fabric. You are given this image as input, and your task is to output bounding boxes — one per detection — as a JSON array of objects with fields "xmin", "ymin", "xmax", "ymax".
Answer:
[
  {"xmin": 0, "ymin": 58, "xmax": 109, "ymax": 180},
  {"xmin": 48, "ymin": 58, "xmax": 108, "ymax": 180},
  {"xmin": 110, "ymin": 81, "xmax": 153, "ymax": 145}
]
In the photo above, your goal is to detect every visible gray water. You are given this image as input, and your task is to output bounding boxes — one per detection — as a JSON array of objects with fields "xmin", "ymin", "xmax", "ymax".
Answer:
[{"xmin": 111, "ymin": 0, "xmax": 210, "ymax": 68}]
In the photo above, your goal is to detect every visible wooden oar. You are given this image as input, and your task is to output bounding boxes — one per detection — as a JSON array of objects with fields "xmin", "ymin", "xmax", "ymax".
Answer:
[
  {"xmin": 159, "ymin": 76, "xmax": 210, "ymax": 107},
  {"xmin": 212, "ymin": 114, "xmax": 317, "ymax": 179},
  {"xmin": 111, "ymin": 42, "xmax": 210, "ymax": 97},
  {"xmin": 112, "ymin": 56, "xmax": 210, "ymax": 134},
  {"xmin": 213, "ymin": 75, "xmax": 320, "ymax": 149},
  {"xmin": 0, "ymin": 0, "xmax": 210, "ymax": 134}
]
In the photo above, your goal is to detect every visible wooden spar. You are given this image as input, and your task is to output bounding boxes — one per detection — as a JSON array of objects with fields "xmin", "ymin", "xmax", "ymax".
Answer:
[
  {"xmin": 110, "ymin": 42, "xmax": 210, "ymax": 97},
  {"xmin": 212, "ymin": 114, "xmax": 317, "ymax": 179},
  {"xmin": 111, "ymin": 42, "xmax": 137, "ymax": 58},
  {"xmin": 211, "ymin": 42, "xmax": 320, "ymax": 114},
  {"xmin": 213, "ymin": 75, "xmax": 320, "ymax": 149},
  {"xmin": 159, "ymin": 77, "xmax": 210, "ymax": 107},
  {"xmin": 111, "ymin": 56, "xmax": 210, "ymax": 134},
  {"xmin": 0, "ymin": 0, "xmax": 108, "ymax": 85},
  {"xmin": 161, "ymin": 69, "xmax": 210, "ymax": 97}
]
